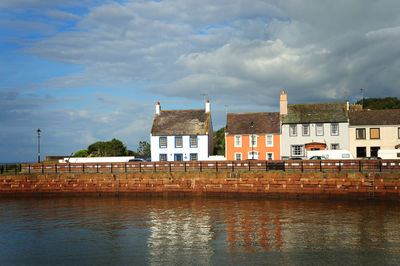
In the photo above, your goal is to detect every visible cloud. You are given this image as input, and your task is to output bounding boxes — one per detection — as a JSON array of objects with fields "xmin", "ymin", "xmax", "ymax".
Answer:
[{"xmin": 2, "ymin": 0, "xmax": 400, "ymax": 162}]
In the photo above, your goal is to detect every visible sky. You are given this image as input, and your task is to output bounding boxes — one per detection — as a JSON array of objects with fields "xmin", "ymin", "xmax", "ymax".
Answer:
[{"xmin": 1, "ymin": 0, "xmax": 400, "ymax": 163}]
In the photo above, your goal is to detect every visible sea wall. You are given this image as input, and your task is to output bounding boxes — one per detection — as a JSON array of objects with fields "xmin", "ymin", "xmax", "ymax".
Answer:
[{"xmin": 0, "ymin": 171, "xmax": 399, "ymax": 200}]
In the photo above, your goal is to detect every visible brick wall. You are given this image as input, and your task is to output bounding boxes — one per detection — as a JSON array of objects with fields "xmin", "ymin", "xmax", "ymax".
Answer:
[{"xmin": 1, "ymin": 172, "xmax": 399, "ymax": 200}]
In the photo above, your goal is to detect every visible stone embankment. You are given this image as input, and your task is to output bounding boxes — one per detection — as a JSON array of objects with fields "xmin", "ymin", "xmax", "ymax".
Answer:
[{"xmin": 0, "ymin": 171, "xmax": 399, "ymax": 200}]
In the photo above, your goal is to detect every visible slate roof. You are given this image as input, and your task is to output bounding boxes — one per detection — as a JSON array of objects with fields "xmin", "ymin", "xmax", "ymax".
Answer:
[
  {"xmin": 151, "ymin": 109, "xmax": 211, "ymax": 136},
  {"xmin": 226, "ymin": 112, "xmax": 280, "ymax": 135},
  {"xmin": 349, "ymin": 109, "xmax": 400, "ymax": 126},
  {"xmin": 282, "ymin": 102, "xmax": 348, "ymax": 124}
]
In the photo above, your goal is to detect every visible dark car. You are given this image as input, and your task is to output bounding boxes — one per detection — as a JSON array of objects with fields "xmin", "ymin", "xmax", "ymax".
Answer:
[
  {"xmin": 309, "ymin": 156, "xmax": 327, "ymax": 160},
  {"xmin": 129, "ymin": 158, "xmax": 146, "ymax": 162},
  {"xmin": 362, "ymin": 157, "xmax": 382, "ymax": 160}
]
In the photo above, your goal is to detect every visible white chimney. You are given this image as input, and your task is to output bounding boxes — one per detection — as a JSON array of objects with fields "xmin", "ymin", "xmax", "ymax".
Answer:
[
  {"xmin": 156, "ymin": 101, "xmax": 161, "ymax": 115},
  {"xmin": 280, "ymin": 90, "xmax": 287, "ymax": 115},
  {"xmin": 205, "ymin": 100, "xmax": 210, "ymax": 113}
]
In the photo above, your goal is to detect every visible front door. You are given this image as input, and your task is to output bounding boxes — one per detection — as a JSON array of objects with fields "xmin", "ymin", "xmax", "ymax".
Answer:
[{"xmin": 174, "ymin": 154, "xmax": 183, "ymax": 161}]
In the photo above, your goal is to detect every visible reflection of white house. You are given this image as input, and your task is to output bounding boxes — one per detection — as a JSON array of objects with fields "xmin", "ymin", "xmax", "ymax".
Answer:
[
  {"xmin": 280, "ymin": 91, "xmax": 350, "ymax": 159},
  {"xmin": 148, "ymin": 211, "xmax": 213, "ymax": 265},
  {"xmin": 150, "ymin": 101, "xmax": 213, "ymax": 162},
  {"xmin": 349, "ymin": 108, "xmax": 400, "ymax": 158}
]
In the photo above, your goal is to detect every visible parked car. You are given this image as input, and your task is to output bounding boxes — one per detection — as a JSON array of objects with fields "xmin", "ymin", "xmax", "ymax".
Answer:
[
  {"xmin": 362, "ymin": 157, "xmax": 382, "ymax": 160},
  {"xmin": 309, "ymin": 156, "xmax": 327, "ymax": 160},
  {"xmin": 129, "ymin": 158, "xmax": 146, "ymax": 162}
]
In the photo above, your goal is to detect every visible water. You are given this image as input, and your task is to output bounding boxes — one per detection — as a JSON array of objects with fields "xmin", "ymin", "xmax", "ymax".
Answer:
[{"xmin": 0, "ymin": 197, "xmax": 399, "ymax": 265}]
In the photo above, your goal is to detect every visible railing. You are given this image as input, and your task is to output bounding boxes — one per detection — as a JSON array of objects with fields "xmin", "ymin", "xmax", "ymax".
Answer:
[
  {"xmin": 2, "ymin": 159, "xmax": 399, "ymax": 175},
  {"xmin": 0, "ymin": 164, "xmax": 22, "ymax": 175}
]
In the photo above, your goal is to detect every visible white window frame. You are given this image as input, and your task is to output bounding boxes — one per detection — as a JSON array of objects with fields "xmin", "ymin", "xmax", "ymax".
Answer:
[
  {"xmin": 249, "ymin": 134, "xmax": 257, "ymax": 148},
  {"xmin": 316, "ymin": 123, "xmax": 324, "ymax": 136},
  {"xmin": 331, "ymin": 143, "xmax": 340, "ymax": 150},
  {"xmin": 356, "ymin": 128, "xmax": 366, "ymax": 139},
  {"xmin": 234, "ymin": 135, "xmax": 242, "ymax": 147},
  {"xmin": 235, "ymin": 152, "xmax": 242, "ymax": 161},
  {"xmin": 266, "ymin": 134, "xmax": 273, "ymax": 147},
  {"xmin": 331, "ymin": 123, "xmax": 339, "ymax": 136},
  {"xmin": 302, "ymin": 124, "xmax": 310, "ymax": 136},
  {"xmin": 291, "ymin": 145, "xmax": 304, "ymax": 157},
  {"xmin": 289, "ymin": 125, "xmax": 297, "ymax": 137},
  {"xmin": 248, "ymin": 151, "xmax": 259, "ymax": 160},
  {"xmin": 266, "ymin": 152, "xmax": 274, "ymax": 160}
]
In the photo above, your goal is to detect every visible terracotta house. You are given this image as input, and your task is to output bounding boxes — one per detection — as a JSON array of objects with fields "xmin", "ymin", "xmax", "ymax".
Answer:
[{"xmin": 225, "ymin": 112, "xmax": 280, "ymax": 160}]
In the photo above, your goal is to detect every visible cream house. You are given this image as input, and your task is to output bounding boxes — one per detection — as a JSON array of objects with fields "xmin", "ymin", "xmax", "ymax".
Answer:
[{"xmin": 349, "ymin": 109, "xmax": 400, "ymax": 158}]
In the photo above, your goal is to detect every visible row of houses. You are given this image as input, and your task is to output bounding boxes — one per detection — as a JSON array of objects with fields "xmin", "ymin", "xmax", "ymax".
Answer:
[{"xmin": 150, "ymin": 91, "xmax": 400, "ymax": 161}]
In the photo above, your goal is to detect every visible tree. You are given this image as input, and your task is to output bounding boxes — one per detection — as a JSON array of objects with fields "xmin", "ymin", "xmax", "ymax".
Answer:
[
  {"xmin": 137, "ymin": 141, "xmax": 151, "ymax": 157},
  {"xmin": 87, "ymin": 138, "xmax": 128, "ymax": 157},
  {"xmin": 213, "ymin": 127, "xmax": 225, "ymax": 156},
  {"xmin": 356, "ymin": 97, "xmax": 400, "ymax": 110},
  {"xmin": 74, "ymin": 149, "xmax": 89, "ymax": 157}
]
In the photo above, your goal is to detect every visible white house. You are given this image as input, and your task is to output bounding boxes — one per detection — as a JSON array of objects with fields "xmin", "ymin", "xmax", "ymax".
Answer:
[
  {"xmin": 150, "ymin": 101, "xmax": 213, "ymax": 162},
  {"xmin": 280, "ymin": 90, "xmax": 350, "ymax": 159}
]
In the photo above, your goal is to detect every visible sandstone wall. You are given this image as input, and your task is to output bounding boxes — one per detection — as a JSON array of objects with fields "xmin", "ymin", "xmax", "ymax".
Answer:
[{"xmin": 0, "ymin": 171, "xmax": 399, "ymax": 200}]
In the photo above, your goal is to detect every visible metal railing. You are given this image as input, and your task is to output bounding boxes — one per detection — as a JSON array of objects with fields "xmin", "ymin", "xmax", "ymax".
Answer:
[{"xmin": 1, "ymin": 159, "xmax": 398, "ymax": 175}]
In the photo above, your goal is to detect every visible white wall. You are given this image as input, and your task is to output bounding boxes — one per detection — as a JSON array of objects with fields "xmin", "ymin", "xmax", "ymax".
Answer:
[
  {"xmin": 151, "ymin": 135, "xmax": 210, "ymax": 161},
  {"xmin": 281, "ymin": 122, "xmax": 349, "ymax": 159}
]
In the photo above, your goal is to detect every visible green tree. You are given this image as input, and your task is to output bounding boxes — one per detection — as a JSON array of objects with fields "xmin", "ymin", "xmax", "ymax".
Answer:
[
  {"xmin": 356, "ymin": 97, "xmax": 400, "ymax": 110},
  {"xmin": 74, "ymin": 149, "xmax": 89, "ymax": 157},
  {"xmin": 87, "ymin": 138, "xmax": 128, "ymax": 157},
  {"xmin": 213, "ymin": 127, "xmax": 225, "ymax": 156},
  {"xmin": 137, "ymin": 141, "xmax": 151, "ymax": 157}
]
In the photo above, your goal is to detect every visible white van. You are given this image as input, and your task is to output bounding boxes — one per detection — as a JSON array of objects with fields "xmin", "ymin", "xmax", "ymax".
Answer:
[
  {"xmin": 306, "ymin": 150, "xmax": 354, "ymax": 160},
  {"xmin": 377, "ymin": 149, "xmax": 400, "ymax": 159}
]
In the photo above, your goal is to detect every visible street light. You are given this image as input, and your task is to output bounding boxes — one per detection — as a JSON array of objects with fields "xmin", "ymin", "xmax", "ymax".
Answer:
[
  {"xmin": 37, "ymin": 128, "xmax": 41, "ymax": 163},
  {"xmin": 249, "ymin": 121, "xmax": 254, "ymax": 160}
]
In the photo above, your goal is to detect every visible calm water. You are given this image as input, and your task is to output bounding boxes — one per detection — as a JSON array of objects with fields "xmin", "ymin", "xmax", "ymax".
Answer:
[{"xmin": 0, "ymin": 197, "xmax": 399, "ymax": 265}]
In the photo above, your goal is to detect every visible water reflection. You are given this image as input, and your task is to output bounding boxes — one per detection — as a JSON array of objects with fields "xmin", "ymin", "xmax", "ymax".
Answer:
[{"xmin": 0, "ymin": 197, "xmax": 399, "ymax": 265}]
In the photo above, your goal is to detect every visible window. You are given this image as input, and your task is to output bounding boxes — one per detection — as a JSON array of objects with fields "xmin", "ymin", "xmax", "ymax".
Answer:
[
  {"xmin": 331, "ymin": 123, "xmax": 339, "ymax": 136},
  {"xmin": 370, "ymin": 146, "xmax": 380, "ymax": 157},
  {"xmin": 331, "ymin": 143, "xmax": 340, "ymax": 150},
  {"xmin": 356, "ymin": 128, "xmax": 366, "ymax": 139},
  {"xmin": 190, "ymin": 153, "xmax": 198, "ymax": 161},
  {"xmin": 235, "ymin": 153, "xmax": 242, "ymax": 160},
  {"xmin": 266, "ymin": 135, "xmax": 273, "ymax": 147},
  {"xmin": 266, "ymin": 153, "xmax": 273, "ymax": 160},
  {"xmin": 291, "ymin": 145, "xmax": 304, "ymax": 157},
  {"xmin": 316, "ymin": 123, "xmax": 324, "ymax": 136},
  {"xmin": 248, "ymin": 151, "xmax": 259, "ymax": 160},
  {"xmin": 234, "ymin": 135, "xmax": 242, "ymax": 147},
  {"xmin": 159, "ymin": 154, "xmax": 167, "ymax": 161},
  {"xmin": 250, "ymin": 135, "xmax": 257, "ymax": 147},
  {"xmin": 398, "ymin": 127, "xmax": 400, "ymax": 139},
  {"xmin": 370, "ymin": 128, "xmax": 380, "ymax": 139},
  {"xmin": 159, "ymin": 137, "xmax": 167, "ymax": 148},
  {"xmin": 190, "ymin": 136, "xmax": 198, "ymax": 148},
  {"xmin": 302, "ymin": 124, "xmax": 310, "ymax": 136},
  {"xmin": 289, "ymin": 125, "xmax": 297, "ymax": 136},
  {"xmin": 174, "ymin": 154, "xmax": 183, "ymax": 161},
  {"xmin": 175, "ymin": 136, "xmax": 182, "ymax": 148},
  {"xmin": 356, "ymin": 147, "xmax": 366, "ymax": 158}
]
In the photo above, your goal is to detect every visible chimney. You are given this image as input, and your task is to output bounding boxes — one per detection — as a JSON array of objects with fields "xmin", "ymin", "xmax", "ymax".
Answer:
[
  {"xmin": 156, "ymin": 102, "xmax": 161, "ymax": 115},
  {"xmin": 205, "ymin": 100, "xmax": 210, "ymax": 113},
  {"xmin": 280, "ymin": 89, "xmax": 287, "ymax": 115}
]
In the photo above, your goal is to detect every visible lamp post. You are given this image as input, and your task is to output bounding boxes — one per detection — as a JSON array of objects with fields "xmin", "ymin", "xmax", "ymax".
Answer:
[
  {"xmin": 37, "ymin": 128, "xmax": 41, "ymax": 163},
  {"xmin": 249, "ymin": 121, "xmax": 254, "ymax": 160}
]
